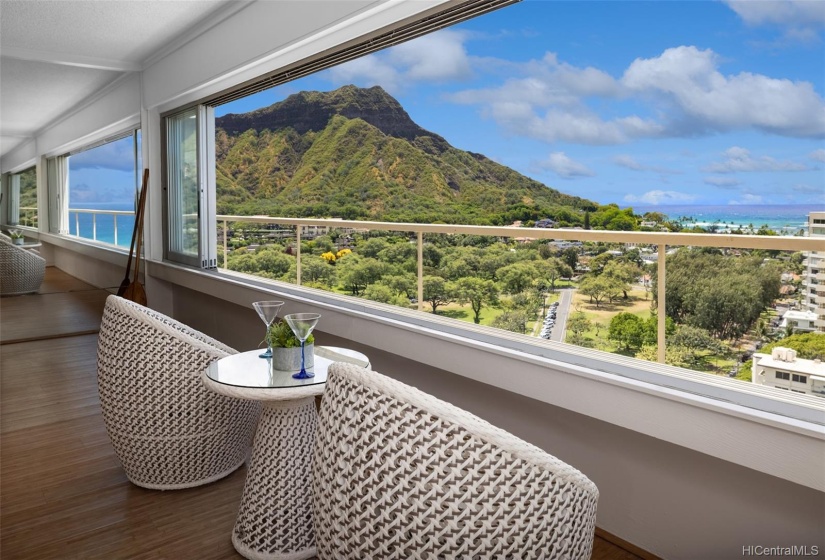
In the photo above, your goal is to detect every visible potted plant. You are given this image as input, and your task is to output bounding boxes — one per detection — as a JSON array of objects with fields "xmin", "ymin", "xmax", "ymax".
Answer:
[
  {"xmin": 8, "ymin": 229, "xmax": 25, "ymax": 245},
  {"xmin": 266, "ymin": 320, "xmax": 315, "ymax": 371}
]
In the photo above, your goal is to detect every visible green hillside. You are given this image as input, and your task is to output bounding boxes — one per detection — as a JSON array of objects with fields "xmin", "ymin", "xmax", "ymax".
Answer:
[{"xmin": 216, "ymin": 85, "xmax": 598, "ymax": 225}]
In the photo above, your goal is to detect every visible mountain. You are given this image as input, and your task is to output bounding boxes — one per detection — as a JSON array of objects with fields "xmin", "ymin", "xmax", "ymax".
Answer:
[{"xmin": 215, "ymin": 85, "xmax": 598, "ymax": 225}]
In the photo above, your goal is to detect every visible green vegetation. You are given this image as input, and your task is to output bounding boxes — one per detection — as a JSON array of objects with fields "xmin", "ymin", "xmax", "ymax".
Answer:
[
  {"xmin": 762, "ymin": 333, "xmax": 825, "ymax": 360},
  {"xmin": 652, "ymin": 249, "xmax": 781, "ymax": 341},
  {"xmin": 267, "ymin": 320, "xmax": 315, "ymax": 348},
  {"xmin": 216, "ymin": 83, "xmax": 803, "ymax": 382},
  {"xmin": 216, "ymin": 85, "xmax": 606, "ymax": 226}
]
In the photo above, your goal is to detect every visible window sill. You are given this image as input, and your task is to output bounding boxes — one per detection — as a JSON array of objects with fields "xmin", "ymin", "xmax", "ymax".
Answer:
[{"xmin": 149, "ymin": 260, "xmax": 825, "ymax": 491}]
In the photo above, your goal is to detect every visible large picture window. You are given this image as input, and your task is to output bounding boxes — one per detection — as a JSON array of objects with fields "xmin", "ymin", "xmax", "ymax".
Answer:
[
  {"xmin": 47, "ymin": 130, "xmax": 141, "ymax": 247},
  {"xmin": 163, "ymin": 0, "xmax": 824, "ymax": 415}
]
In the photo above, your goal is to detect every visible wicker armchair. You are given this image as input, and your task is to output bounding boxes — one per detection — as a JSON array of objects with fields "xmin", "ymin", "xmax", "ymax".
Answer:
[
  {"xmin": 96, "ymin": 295, "xmax": 261, "ymax": 490},
  {"xmin": 0, "ymin": 237, "xmax": 45, "ymax": 296},
  {"xmin": 313, "ymin": 363, "xmax": 599, "ymax": 560}
]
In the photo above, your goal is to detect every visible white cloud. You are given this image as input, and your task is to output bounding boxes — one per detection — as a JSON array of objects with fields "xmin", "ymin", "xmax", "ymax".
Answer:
[
  {"xmin": 791, "ymin": 183, "xmax": 824, "ymax": 195},
  {"xmin": 704, "ymin": 176, "xmax": 742, "ymax": 188},
  {"xmin": 622, "ymin": 46, "xmax": 825, "ymax": 138},
  {"xmin": 624, "ymin": 190, "xmax": 697, "ymax": 205},
  {"xmin": 614, "ymin": 155, "xmax": 644, "ymax": 171},
  {"xmin": 724, "ymin": 1, "xmax": 825, "ymax": 28},
  {"xmin": 388, "ymin": 30, "xmax": 472, "ymax": 82},
  {"xmin": 328, "ymin": 29, "xmax": 472, "ymax": 93},
  {"xmin": 703, "ymin": 146, "xmax": 811, "ymax": 173},
  {"xmin": 328, "ymin": 56, "xmax": 402, "ymax": 91},
  {"xmin": 728, "ymin": 193, "xmax": 764, "ymax": 205},
  {"xmin": 612, "ymin": 154, "xmax": 682, "ymax": 174},
  {"xmin": 810, "ymin": 149, "xmax": 825, "ymax": 162},
  {"xmin": 538, "ymin": 152, "xmax": 595, "ymax": 179},
  {"xmin": 70, "ymin": 140, "xmax": 134, "ymax": 172},
  {"xmin": 450, "ymin": 45, "xmax": 825, "ymax": 146}
]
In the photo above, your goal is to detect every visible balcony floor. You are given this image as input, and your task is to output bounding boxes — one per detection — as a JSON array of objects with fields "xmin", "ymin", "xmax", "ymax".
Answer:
[{"xmin": 0, "ymin": 267, "xmax": 646, "ymax": 560}]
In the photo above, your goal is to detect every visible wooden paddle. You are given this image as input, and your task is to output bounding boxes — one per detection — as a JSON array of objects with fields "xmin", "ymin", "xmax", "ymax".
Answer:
[
  {"xmin": 117, "ymin": 169, "xmax": 149, "ymax": 296},
  {"xmin": 122, "ymin": 170, "xmax": 149, "ymax": 305}
]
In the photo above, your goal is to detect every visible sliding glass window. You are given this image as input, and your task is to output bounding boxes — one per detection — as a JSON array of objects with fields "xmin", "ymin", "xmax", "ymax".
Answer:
[{"xmin": 164, "ymin": 106, "xmax": 216, "ymax": 268}]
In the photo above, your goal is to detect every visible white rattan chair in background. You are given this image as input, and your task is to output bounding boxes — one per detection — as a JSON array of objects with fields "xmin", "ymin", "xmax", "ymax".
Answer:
[
  {"xmin": 312, "ymin": 362, "xmax": 600, "ymax": 560},
  {"xmin": 0, "ymin": 237, "xmax": 45, "ymax": 296},
  {"xmin": 96, "ymin": 295, "xmax": 261, "ymax": 490}
]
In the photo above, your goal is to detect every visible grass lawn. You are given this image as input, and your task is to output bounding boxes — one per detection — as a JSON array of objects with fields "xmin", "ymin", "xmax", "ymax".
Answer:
[
  {"xmin": 436, "ymin": 302, "xmax": 504, "ymax": 326},
  {"xmin": 566, "ymin": 286, "xmax": 653, "ymax": 351}
]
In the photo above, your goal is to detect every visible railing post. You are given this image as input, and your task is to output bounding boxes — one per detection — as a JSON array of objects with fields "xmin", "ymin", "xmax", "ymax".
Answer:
[
  {"xmin": 92, "ymin": 214, "xmax": 97, "ymax": 241},
  {"xmin": 296, "ymin": 225, "xmax": 302, "ymax": 285},
  {"xmin": 417, "ymin": 231, "xmax": 423, "ymax": 312},
  {"xmin": 657, "ymin": 243, "xmax": 666, "ymax": 364},
  {"xmin": 75, "ymin": 212, "xmax": 79, "ymax": 237},
  {"xmin": 223, "ymin": 220, "xmax": 228, "ymax": 270},
  {"xmin": 113, "ymin": 215, "xmax": 118, "ymax": 246}
]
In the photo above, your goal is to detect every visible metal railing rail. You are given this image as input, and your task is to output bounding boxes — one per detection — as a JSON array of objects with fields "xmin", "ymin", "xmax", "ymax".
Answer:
[
  {"xmin": 17, "ymin": 206, "xmax": 38, "ymax": 228},
  {"xmin": 68, "ymin": 208, "xmax": 135, "ymax": 246},
  {"xmin": 217, "ymin": 214, "xmax": 824, "ymax": 363}
]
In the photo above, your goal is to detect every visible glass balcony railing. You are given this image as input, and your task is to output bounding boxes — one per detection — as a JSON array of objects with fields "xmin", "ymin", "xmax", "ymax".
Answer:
[
  {"xmin": 17, "ymin": 206, "xmax": 38, "ymax": 229},
  {"xmin": 68, "ymin": 208, "xmax": 135, "ymax": 248},
  {"xmin": 215, "ymin": 215, "xmax": 823, "ymax": 388}
]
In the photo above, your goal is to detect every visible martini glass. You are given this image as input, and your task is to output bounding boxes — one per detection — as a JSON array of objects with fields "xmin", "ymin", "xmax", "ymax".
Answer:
[
  {"xmin": 284, "ymin": 313, "xmax": 321, "ymax": 379},
  {"xmin": 253, "ymin": 301, "xmax": 284, "ymax": 358}
]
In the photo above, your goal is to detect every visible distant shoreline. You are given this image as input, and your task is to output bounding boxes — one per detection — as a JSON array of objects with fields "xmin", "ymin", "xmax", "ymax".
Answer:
[{"xmin": 625, "ymin": 203, "xmax": 819, "ymax": 234}]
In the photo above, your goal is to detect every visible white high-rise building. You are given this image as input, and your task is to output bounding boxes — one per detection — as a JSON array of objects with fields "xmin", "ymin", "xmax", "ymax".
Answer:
[{"xmin": 802, "ymin": 211, "xmax": 825, "ymax": 333}]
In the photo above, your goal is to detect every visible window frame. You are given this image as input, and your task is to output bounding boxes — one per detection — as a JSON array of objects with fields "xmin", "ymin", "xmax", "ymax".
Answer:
[
  {"xmin": 161, "ymin": 105, "xmax": 217, "ymax": 269},
  {"xmin": 6, "ymin": 165, "xmax": 38, "ymax": 230}
]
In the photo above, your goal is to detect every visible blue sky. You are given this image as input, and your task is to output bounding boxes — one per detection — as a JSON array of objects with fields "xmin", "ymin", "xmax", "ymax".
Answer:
[{"xmin": 218, "ymin": 0, "xmax": 825, "ymax": 208}]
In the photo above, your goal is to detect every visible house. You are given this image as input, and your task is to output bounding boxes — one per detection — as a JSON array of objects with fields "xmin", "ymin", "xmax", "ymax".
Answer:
[
  {"xmin": 1, "ymin": 1, "xmax": 823, "ymax": 558},
  {"xmin": 752, "ymin": 348, "xmax": 825, "ymax": 397}
]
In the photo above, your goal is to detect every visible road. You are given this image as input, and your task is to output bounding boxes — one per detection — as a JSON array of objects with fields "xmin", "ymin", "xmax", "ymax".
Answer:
[{"xmin": 549, "ymin": 288, "xmax": 573, "ymax": 342}]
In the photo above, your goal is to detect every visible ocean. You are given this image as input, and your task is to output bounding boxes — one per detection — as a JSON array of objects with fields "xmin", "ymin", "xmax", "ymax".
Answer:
[
  {"xmin": 68, "ymin": 202, "xmax": 134, "ymax": 248},
  {"xmin": 630, "ymin": 204, "xmax": 820, "ymax": 235}
]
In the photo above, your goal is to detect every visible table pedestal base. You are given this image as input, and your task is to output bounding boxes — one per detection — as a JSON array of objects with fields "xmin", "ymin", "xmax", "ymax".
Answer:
[{"xmin": 232, "ymin": 397, "xmax": 318, "ymax": 560}]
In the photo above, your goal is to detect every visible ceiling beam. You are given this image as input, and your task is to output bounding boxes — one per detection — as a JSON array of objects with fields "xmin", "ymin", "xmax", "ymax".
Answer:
[{"xmin": 1, "ymin": 46, "xmax": 140, "ymax": 72}]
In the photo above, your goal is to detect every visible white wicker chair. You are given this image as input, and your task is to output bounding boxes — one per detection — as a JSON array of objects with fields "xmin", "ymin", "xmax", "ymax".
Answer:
[
  {"xmin": 0, "ymin": 237, "xmax": 45, "ymax": 296},
  {"xmin": 96, "ymin": 295, "xmax": 261, "ymax": 490},
  {"xmin": 312, "ymin": 363, "xmax": 599, "ymax": 560}
]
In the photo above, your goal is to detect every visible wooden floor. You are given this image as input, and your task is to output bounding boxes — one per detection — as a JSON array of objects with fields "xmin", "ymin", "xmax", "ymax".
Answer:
[{"xmin": 0, "ymin": 267, "xmax": 645, "ymax": 560}]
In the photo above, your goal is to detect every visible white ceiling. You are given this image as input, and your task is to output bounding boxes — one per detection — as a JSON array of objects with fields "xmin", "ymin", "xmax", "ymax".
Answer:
[{"xmin": 0, "ymin": 0, "xmax": 239, "ymax": 159}]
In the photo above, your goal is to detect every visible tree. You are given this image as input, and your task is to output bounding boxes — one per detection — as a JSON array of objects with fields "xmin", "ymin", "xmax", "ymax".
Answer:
[
  {"xmin": 358, "ymin": 237, "xmax": 389, "ymax": 258},
  {"xmin": 338, "ymin": 256, "xmax": 388, "ymax": 296},
  {"xmin": 567, "ymin": 312, "xmax": 593, "ymax": 346},
  {"xmin": 652, "ymin": 250, "xmax": 781, "ymax": 340},
  {"xmin": 383, "ymin": 274, "xmax": 417, "ymax": 300},
  {"xmin": 454, "ymin": 277, "xmax": 499, "ymax": 324},
  {"xmin": 491, "ymin": 310, "xmax": 528, "ymax": 334},
  {"xmin": 762, "ymin": 333, "xmax": 825, "ymax": 360},
  {"xmin": 578, "ymin": 275, "xmax": 622, "ymax": 308},
  {"xmin": 498, "ymin": 262, "xmax": 537, "ymax": 294},
  {"xmin": 310, "ymin": 235, "xmax": 335, "ymax": 254},
  {"xmin": 589, "ymin": 252, "xmax": 615, "ymax": 275},
  {"xmin": 602, "ymin": 260, "xmax": 642, "ymax": 299},
  {"xmin": 301, "ymin": 256, "xmax": 337, "ymax": 287},
  {"xmin": 423, "ymin": 276, "xmax": 454, "ymax": 314},
  {"xmin": 539, "ymin": 258, "xmax": 573, "ymax": 292},
  {"xmin": 363, "ymin": 283, "xmax": 403, "ymax": 305},
  {"xmin": 635, "ymin": 344, "xmax": 695, "ymax": 368},
  {"xmin": 608, "ymin": 312, "xmax": 646, "ymax": 352},
  {"xmin": 560, "ymin": 247, "xmax": 578, "ymax": 272},
  {"xmin": 583, "ymin": 211, "xmax": 591, "ymax": 230}
]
